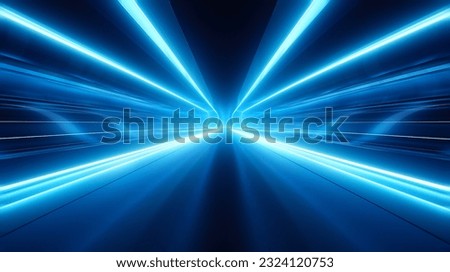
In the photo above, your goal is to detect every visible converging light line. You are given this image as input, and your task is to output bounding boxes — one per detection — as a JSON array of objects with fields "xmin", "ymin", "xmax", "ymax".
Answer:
[
  {"xmin": 0, "ymin": 6, "xmax": 208, "ymax": 112},
  {"xmin": 233, "ymin": 129, "xmax": 450, "ymax": 193},
  {"xmin": 118, "ymin": 0, "xmax": 217, "ymax": 114},
  {"xmin": 233, "ymin": 0, "xmax": 329, "ymax": 114},
  {"xmin": 241, "ymin": 8, "xmax": 450, "ymax": 113}
]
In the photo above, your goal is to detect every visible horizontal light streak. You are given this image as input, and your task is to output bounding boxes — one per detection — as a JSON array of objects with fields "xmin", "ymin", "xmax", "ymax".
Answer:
[{"xmin": 0, "ymin": 131, "xmax": 106, "ymax": 141}]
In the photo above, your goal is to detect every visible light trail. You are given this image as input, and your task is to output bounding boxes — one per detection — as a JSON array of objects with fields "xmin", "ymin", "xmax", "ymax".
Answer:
[
  {"xmin": 118, "ymin": 0, "xmax": 217, "ymax": 114},
  {"xmin": 0, "ymin": 6, "xmax": 208, "ymax": 112},
  {"xmin": 241, "ymin": 8, "xmax": 450, "ymax": 113},
  {"xmin": 234, "ymin": 130, "xmax": 450, "ymax": 242},
  {"xmin": 233, "ymin": 129, "xmax": 450, "ymax": 194},
  {"xmin": 233, "ymin": 0, "xmax": 329, "ymax": 114},
  {"xmin": 0, "ymin": 132, "xmax": 206, "ymax": 235},
  {"xmin": 270, "ymin": 63, "xmax": 450, "ymax": 114}
]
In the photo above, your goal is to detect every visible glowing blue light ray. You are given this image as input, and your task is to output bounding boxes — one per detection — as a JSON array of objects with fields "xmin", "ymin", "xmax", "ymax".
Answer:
[
  {"xmin": 0, "ymin": 133, "xmax": 207, "ymax": 235},
  {"xmin": 0, "ymin": 130, "xmax": 204, "ymax": 194},
  {"xmin": 271, "ymin": 63, "xmax": 450, "ymax": 114},
  {"xmin": 0, "ymin": 145, "xmax": 176, "ymax": 208},
  {"xmin": 0, "ymin": 6, "xmax": 208, "ymax": 112},
  {"xmin": 0, "ymin": 62, "xmax": 174, "ymax": 113},
  {"xmin": 0, "ymin": 131, "xmax": 106, "ymax": 141},
  {"xmin": 233, "ymin": 0, "xmax": 329, "ymax": 114},
  {"xmin": 118, "ymin": 0, "xmax": 217, "ymax": 115},
  {"xmin": 0, "ymin": 144, "xmax": 158, "ymax": 193},
  {"xmin": 241, "ymin": 8, "xmax": 450, "ymax": 113},
  {"xmin": 233, "ymin": 129, "xmax": 450, "ymax": 194},
  {"xmin": 270, "ymin": 129, "xmax": 450, "ymax": 151},
  {"xmin": 272, "ymin": 144, "xmax": 448, "ymax": 208},
  {"xmin": 340, "ymin": 131, "xmax": 450, "ymax": 141},
  {"xmin": 0, "ymin": 145, "xmax": 165, "ymax": 206},
  {"xmin": 235, "ymin": 129, "xmax": 450, "ymax": 242},
  {"xmin": 242, "ymin": 135, "xmax": 450, "ymax": 240}
]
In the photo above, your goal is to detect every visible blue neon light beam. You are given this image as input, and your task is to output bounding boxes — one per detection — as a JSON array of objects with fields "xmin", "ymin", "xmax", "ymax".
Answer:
[
  {"xmin": 270, "ymin": 63, "xmax": 450, "ymax": 113},
  {"xmin": 234, "ymin": 128, "xmax": 450, "ymax": 242},
  {"xmin": 240, "ymin": 8, "xmax": 450, "ymax": 113},
  {"xmin": 233, "ymin": 129, "xmax": 450, "ymax": 194},
  {"xmin": 118, "ymin": 0, "xmax": 217, "ymax": 114},
  {"xmin": 233, "ymin": 0, "xmax": 329, "ymax": 114},
  {"xmin": 0, "ymin": 133, "xmax": 206, "ymax": 235},
  {"xmin": 0, "ymin": 6, "xmax": 208, "ymax": 112}
]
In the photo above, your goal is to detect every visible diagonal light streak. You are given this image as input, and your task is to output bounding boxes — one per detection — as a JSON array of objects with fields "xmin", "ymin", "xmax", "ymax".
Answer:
[
  {"xmin": 233, "ymin": 0, "xmax": 329, "ymax": 114},
  {"xmin": 0, "ymin": 142, "xmax": 166, "ymax": 194},
  {"xmin": 0, "ymin": 62, "xmax": 174, "ymax": 112},
  {"xmin": 271, "ymin": 128, "xmax": 450, "ymax": 142},
  {"xmin": 241, "ymin": 8, "xmax": 450, "ymax": 113},
  {"xmin": 0, "ymin": 6, "xmax": 208, "ymax": 112},
  {"xmin": 0, "ymin": 131, "xmax": 206, "ymax": 194},
  {"xmin": 234, "ymin": 128, "xmax": 450, "ymax": 242},
  {"xmin": 118, "ymin": 0, "xmax": 217, "ymax": 114},
  {"xmin": 0, "ymin": 144, "xmax": 169, "ymax": 207},
  {"xmin": 0, "ymin": 133, "xmax": 208, "ymax": 235},
  {"xmin": 233, "ymin": 129, "xmax": 450, "ymax": 194},
  {"xmin": 270, "ymin": 63, "xmax": 450, "ymax": 114}
]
